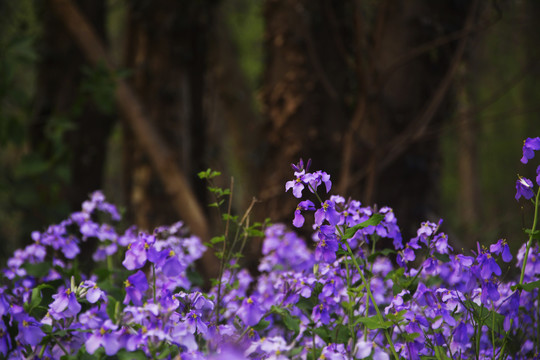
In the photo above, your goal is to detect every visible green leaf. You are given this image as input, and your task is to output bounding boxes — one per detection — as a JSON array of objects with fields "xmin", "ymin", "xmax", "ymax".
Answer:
[
  {"xmin": 401, "ymin": 332, "xmax": 421, "ymax": 342},
  {"xmin": 524, "ymin": 228, "xmax": 540, "ymax": 237},
  {"xmin": 25, "ymin": 284, "xmax": 54, "ymax": 315},
  {"xmin": 41, "ymin": 324, "xmax": 53, "ymax": 334},
  {"xmin": 433, "ymin": 253, "xmax": 450, "ymax": 263},
  {"xmin": 512, "ymin": 279, "xmax": 540, "ymax": 292},
  {"xmin": 270, "ymin": 306, "xmax": 300, "ymax": 337},
  {"xmin": 198, "ymin": 169, "xmax": 222, "ymax": 179},
  {"xmin": 386, "ymin": 309, "xmax": 407, "ymax": 323},
  {"xmin": 334, "ymin": 325, "xmax": 352, "ymax": 344},
  {"xmin": 270, "ymin": 305, "xmax": 285, "ymax": 316},
  {"xmin": 296, "ymin": 296, "xmax": 317, "ymax": 315},
  {"xmin": 313, "ymin": 327, "xmax": 331, "ymax": 343},
  {"xmin": 282, "ymin": 311, "xmax": 300, "ymax": 337},
  {"xmin": 354, "ymin": 315, "xmax": 393, "ymax": 330},
  {"xmin": 252, "ymin": 319, "xmax": 270, "ymax": 331},
  {"xmin": 247, "ymin": 228, "xmax": 265, "ymax": 237},
  {"xmin": 23, "ymin": 261, "xmax": 53, "ymax": 277},
  {"xmin": 343, "ymin": 213, "xmax": 385, "ymax": 240},
  {"xmin": 116, "ymin": 349, "xmax": 148, "ymax": 360},
  {"xmin": 210, "ymin": 235, "xmax": 225, "ymax": 244},
  {"xmin": 289, "ymin": 346, "xmax": 304, "ymax": 357},
  {"xmin": 157, "ymin": 347, "xmax": 172, "ymax": 359},
  {"xmin": 106, "ymin": 296, "xmax": 118, "ymax": 323},
  {"xmin": 222, "ymin": 213, "xmax": 238, "ymax": 222}
]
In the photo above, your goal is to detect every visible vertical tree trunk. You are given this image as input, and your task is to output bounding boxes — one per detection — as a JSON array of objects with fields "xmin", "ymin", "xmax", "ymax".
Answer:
[
  {"xmin": 456, "ymin": 63, "xmax": 480, "ymax": 242},
  {"xmin": 259, "ymin": 0, "xmax": 473, "ymax": 242},
  {"xmin": 122, "ymin": 1, "xmax": 213, "ymax": 231},
  {"xmin": 33, "ymin": 0, "xmax": 114, "ymax": 270},
  {"xmin": 259, "ymin": 0, "xmax": 351, "ymax": 222},
  {"xmin": 33, "ymin": 0, "xmax": 113, "ymax": 209}
]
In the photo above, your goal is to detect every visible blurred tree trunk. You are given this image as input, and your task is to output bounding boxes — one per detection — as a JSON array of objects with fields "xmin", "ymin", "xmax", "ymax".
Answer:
[
  {"xmin": 456, "ymin": 62, "xmax": 480, "ymax": 243},
  {"xmin": 259, "ymin": 0, "xmax": 475, "ymax": 242},
  {"xmin": 258, "ymin": 0, "xmax": 351, "ymax": 223},
  {"xmin": 122, "ymin": 1, "xmax": 213, "ymax": 231},
  {"xmin": 207, "ymin": 4, "xmax": 262, "ymax": 211},
  {"xmin": 32, "ymin": 0, "xmax": 114, "ymax": 269},
  {"xmin": 33, "ymin": 0, "xmax": 113, "ymax": 209}
]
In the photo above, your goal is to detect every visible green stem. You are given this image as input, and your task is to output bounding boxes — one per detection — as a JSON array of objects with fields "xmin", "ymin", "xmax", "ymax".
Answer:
[
  {"xmin": 519, "ymin": 186, "xmax": 540, "ymax": 286},
  {"xmin": 343, "ymin": 242, "xmax": 399, "ymax": 360},
  {"xmin": 492, "ymin": 304, "xmax": 496, "ymax": 359},
  {"xmin": 107, "ymin": 253, "xmax": 113, "ymax": 283},
  {"xmin": 476, "ymin": 304, "xmax": 483, "ymax": 360},
  {"xmin": 537, "ymin": 290, "xmax": 540, "ymax": 356},
  {"xmin": 152, "ymin": 264, "xmax": 156, "ymax": 303},
  {"xmin": 38, "ymin": 345, "xmax": 47, "ymax": 358},
  {"xmin": 312, "ymin": 330, "xmax": 317, "ymax": 360},
  {"xmin": 343, "ymin": 255, "xmax": 356, "ymax": 355},
  {"xmin": 214, "ymin": 178, "xmax": 234, "ymax": 323}
]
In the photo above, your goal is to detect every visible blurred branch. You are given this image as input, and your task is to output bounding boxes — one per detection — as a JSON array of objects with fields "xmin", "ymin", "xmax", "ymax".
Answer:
[
  {"xmin": 376, "ymin": 0, "xmax": 480, "ymax": 173},
  {"xmin": 48, "ymin": 0, "xmax": 218, "ymax": 279},
  {"xmin": 379, "ymin": 1, "xmax": 498, "ymax": 88}
]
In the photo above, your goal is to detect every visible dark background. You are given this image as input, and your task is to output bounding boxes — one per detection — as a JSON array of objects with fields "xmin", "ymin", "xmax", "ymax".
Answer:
[{"xmin": 1, "ymin": 0, "xmax": 540, "ymax": 273}]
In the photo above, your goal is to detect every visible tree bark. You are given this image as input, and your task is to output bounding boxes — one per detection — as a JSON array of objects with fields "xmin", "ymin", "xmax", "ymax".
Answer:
[
  {"xmin": 33, "ymin": 0, "xmax": 114, "ymax": 271},
  {"xmin": 122, "ymin": 1, "xmax": 212, "ymax": 231},
  {"xmin": 48, "ymin": 0, "xmax": 219, "ymax": 279},
  {"xmin": 259, "ymin": 0, "xmax": 475, "ymax": 242}
]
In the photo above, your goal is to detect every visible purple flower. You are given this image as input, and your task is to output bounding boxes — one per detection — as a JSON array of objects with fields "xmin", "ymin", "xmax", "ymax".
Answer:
[
  {"xmin": 122, "ymin": 233, "xmax": 154, "ymax": 270},
  {"xmin": 285, "ymin": 170, "xmax": 307, "ymax": 198},
  {"xmin": 354, "ymin": 339, "xmax": 373, "ymax": 359},
  {"xmin": 80, "ymin": 280, "xmax": 107, "ymax": 303},
  {"xmin": 292, "ymin": 200, "xmax": 315, "ymax": 228},
  {"xmin": 504, "ymin": 291, "xmax": 520, "ymax": 331},
  {"xmin": 123, "ymin": 270, "xmax": 148, "ymax": 306},
  {"xmin": 61, "ymin": 236, "xmax": 80, "ymax": 259},
  {"xmin": 170, "ymin": 322, "xmax": 198, "ymax": 351},
  {"xmin": 516, "ymin": 176, "xmax": 534, "ymax": 201},
  {"xmin": 291, "ymin": 158, "xmax": 311, "ymax": 172},
  {"xmin": 490, "ymin": 239, "xmax": 512, "ymax": 263},
  {"xmin": 307, "ymin": 170, "xmax": 332, "ymax": 194},
  {"xmin": 312, "ymin": 302, "xmax": 331, "ymax": 324},
  {"xmin": 186, "ymin": 310, "xmax": 209, "ymax": 337},
  {"xmin": 314, "ymin": 226, "xmax": 340, "ymax": 263},
  {"xmin": 481, "ymin": 279, "xmax": 500, "ymax": 303},
  {"xmin": 432, "ymin": 233, "xmax": 452, "ymax": 254},
  {"xmin": 520, "ymin": 137, "xmax": 540, "ymax": 164},
  {"xmin": 537, "ymin": 165, "xmax": 540, "ymax": 186},
  {"xmin": 85, "ymin": 320, "xmax": 120, "ymax": 355},
  {"xmin": 49, "ymin": 287, "xmax": 82, "ymax": 317},
  {"xmin": 452, "ymin": 321, "xmax": 473, "ymax": 352},
  {"xmin": 79, "ymin": 307, "xmax": 108, "ymax": 329},
  {"xmin": 478, "ymin": 252, "xmax": 501, "ymax": 280},
  {"xmin": 0, "ymin": 320, "xmax": 10, "ymax": 356},
  {"xmin": 16, "ymin": 314, "xmax": 45, "ymax": 346},
  {"xmin": 161, "ymin": 250, "xmax": 187, "ymax": 278},
  {"xmin": 314, "ymin": 200, "xmax": 341, "ymax": 226},
  {"xmin": 320, "ymin": 343, "xmax": 347, "ymax": 360},
  {"xmin": 236, "ymin": 296, "xmax": 264, "ymax": 327}
]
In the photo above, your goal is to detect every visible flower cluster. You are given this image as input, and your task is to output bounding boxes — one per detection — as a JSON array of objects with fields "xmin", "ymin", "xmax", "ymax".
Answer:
[{"xmin": 1, "ymin": 141, "xmax": 540, "ymax": 359}]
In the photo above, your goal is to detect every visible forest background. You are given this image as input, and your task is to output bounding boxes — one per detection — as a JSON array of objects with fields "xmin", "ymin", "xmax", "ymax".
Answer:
[{"xmin": 1, "ymin": 0, "xmax": 540, "ymax": 276}]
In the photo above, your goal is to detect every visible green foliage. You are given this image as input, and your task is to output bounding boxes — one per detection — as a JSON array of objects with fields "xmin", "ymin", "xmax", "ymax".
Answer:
[
  {"xmin": 223, "ymin": 0, "xmax": 263, "ymax": 91},
  {"xmin": 343, "ymin": 213, "xmax": 385, "ymax": 240}
]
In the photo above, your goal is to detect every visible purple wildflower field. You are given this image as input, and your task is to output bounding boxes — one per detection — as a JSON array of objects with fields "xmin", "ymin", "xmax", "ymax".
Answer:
[{"xmin": 1, "ymin": 138, "xmax": 540, "ymax": 359}]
